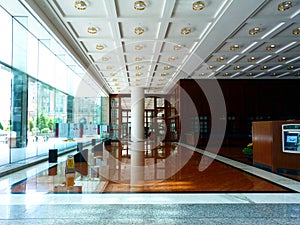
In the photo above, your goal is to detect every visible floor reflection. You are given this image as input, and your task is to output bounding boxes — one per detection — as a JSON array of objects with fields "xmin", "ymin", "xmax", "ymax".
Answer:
[{"xmin": 8, "ymin": 141, "xmax": 292, "ymax": 194}]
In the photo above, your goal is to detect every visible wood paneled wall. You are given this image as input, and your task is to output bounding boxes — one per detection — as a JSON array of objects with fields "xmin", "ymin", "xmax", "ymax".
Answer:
[{"xmin": 178, "ymin": 79, "xmax": 300, "ymax": 146}]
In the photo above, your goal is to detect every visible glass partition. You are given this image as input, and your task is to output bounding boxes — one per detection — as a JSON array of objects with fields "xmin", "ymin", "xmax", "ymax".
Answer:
[
  {"xmin": 0, "ymin": 2, "xmax": 108, "ymax": 166},
  {"xmin": 0, "ymin": 6, "xmax": 12, "ymax": 65},
  {"xmin": 0, "ymin": 64, "xmax": 12, "ymax": 166}
]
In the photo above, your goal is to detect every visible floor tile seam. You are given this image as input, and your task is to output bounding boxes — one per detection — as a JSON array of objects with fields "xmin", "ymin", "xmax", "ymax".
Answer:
[
  {"xmin": 178, "ymin": 143, "xmax": 300, "ymax": 193},
  {"xmin": 1, "ymin": 193, "xmax": 300, "ymax": 205}
]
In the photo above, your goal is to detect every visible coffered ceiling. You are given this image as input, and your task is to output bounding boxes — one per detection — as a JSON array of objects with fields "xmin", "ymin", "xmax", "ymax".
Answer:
[{"xmin": 24, "ymin": 0, "xmax": 300, "ymax": 95}]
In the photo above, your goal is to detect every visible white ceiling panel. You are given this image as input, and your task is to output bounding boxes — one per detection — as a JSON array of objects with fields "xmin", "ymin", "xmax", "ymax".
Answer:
[{"xmin": 24, "ymin": 0, "xmax": 300, "ymax": 94}]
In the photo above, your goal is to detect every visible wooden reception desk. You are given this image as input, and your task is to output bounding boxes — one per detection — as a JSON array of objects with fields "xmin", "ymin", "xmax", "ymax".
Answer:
[{"xmin": 252, "ymin": 120, "xmax": 300, "ymax": 174}]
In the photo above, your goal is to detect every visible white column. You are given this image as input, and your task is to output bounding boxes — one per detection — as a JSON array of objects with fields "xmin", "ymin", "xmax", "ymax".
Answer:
[
  {"xmin": 130, "ymin": 87, "xmax": 145, "ymax": 188},
  {"xmin": 131, "ymin": 87, "xmax": 144, "ymax": 142},
  {"xmin": 130, "ymin": 141, "xmax": 144, "ymax": 187}
]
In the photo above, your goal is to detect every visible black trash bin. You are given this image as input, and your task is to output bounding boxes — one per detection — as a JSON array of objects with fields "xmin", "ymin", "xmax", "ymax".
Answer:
[{"xmin": 49, "ymin": 149, "xmax": 58, "ymax": 163}]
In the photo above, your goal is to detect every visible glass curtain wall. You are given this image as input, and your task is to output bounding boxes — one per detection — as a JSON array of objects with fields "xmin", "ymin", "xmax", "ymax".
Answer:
[{"xmin": 0, "ymin": 2, "xmax": 108, "ymax": 166}]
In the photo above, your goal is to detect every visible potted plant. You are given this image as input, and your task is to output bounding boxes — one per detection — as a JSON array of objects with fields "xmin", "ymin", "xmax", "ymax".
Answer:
[{"xmin": 242, "ymin": 143, "xmax": 253, "ymax": 161}]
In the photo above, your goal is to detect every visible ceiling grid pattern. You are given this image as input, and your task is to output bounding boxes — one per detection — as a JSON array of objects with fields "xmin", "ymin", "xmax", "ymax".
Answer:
[{"xmin": 26, "ymin": 0, "xmax": 300, "ymax": 94}]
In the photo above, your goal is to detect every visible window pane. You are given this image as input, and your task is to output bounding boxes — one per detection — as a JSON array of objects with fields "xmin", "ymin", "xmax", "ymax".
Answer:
[{"xmin": 0, "ymin": 7, "xmax": 12, "ymax": 65}]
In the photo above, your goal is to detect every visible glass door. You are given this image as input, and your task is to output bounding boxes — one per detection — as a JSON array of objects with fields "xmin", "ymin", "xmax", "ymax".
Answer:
[{"xmin": 0, "ymin": 64, "xmax": 12, "ymax": 165}]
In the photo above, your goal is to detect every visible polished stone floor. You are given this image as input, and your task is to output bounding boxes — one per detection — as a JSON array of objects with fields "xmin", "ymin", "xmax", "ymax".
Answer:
[{"xmin": 0, "ymin": 141, "xmax": 300, "ymax": 224}]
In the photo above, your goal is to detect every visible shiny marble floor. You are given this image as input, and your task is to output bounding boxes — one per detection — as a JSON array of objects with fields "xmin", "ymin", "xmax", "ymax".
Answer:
[{"xmin": 0, "ymin": 141, "xmax": 300, "ymax": 224}]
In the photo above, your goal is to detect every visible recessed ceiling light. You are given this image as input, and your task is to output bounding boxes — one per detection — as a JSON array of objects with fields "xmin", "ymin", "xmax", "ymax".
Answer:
[
  {"xmin": 135, "ymin": 65, "xmax": 142, "ymax": 70},
  {"xmin": 216, "ymin": 56, "xmax": 224, "ymax": 62},
  {"xmin": 168, "ymin": 57, "xmax": 176, "ymax": 62},
  {"xmin": 75, "ymin": 1, "xmax": 87, "ymax": 10},
  {"xmin": 293, "ymin": 27, "xmax": 300, "ymax": 34},
  {"xmin": 223, "ymin": 73, "xmax": 230, "ymax": 77},
  {"xmin": 247, "ymin": 56, "xmax": 256, "ymax": 62},
  {"xmin": 199, "ymin": 73, "xmax": 206, "ymax": 76},
  {"xmin": 134, "ymin": 1, "xmax": 147, "ymax": 11},
  {"xmin": 164, "ymin": 66, "xmax": 170, "ymax": 70},
  {"xmin": 278, "ymin": 57, "xmax": 286, "ymax": 62},
  {"xmin": 271, "ymin": 72, "xmax": 277, "ymax": 76},
  {"xmin": 135, "ymin": 45, "xmax": 143, "ymax": 50},
  {"xmin": 96, "ymin": 44, "xmax": 105, "ymax": 50},
  {"xmin": 174, "ymin": 44, "xmax": 183, "ymax": 50},
  {"xmin": 193, "ymin": 1, "xmax": 205, "ymax": 11},
  {"xmin": 261, "ymin": 65, "xmax": 268, "ymax": 70},
  {"xmin": 249, "ymin": 27, "xmax": 260, "ymax": 35},
  {"xmin": 87, "ymin": 26, "xmax": 98, "ymax": 34},
  {"xmin": 110, "ymin": 73, "xmax": 116, "ymax": 76},
  {"xmin": 135, "ymin": 27, "xmax": 145, "ymax": 35},
  {"xmin": 230, "ymin": 44, "xmax": 239, "ymax": 51},
  {"xmin": 247, "ymin": 72, "xmax": 254, "ymax": 76},
  {"xmin": 181, "ymin": 27, "xmax": 192, "ymax": 35},
  {"xmin": 135, "ymin": 57, "xmax": 143, "ymax": 61},
  {"xmin": 161, "ymin": 73, "xmax": 167, "ymax": 77},
  {"xmin": 207, "ymin": 65, "xmax": 214, "ymax": 70},
  {"xmin": 288, "ymin": 65, "xmax": 295, "ymax": 70},
  {"xmin": 234, "ymin": 66, "xmax": 241, "ymax": 70},
  {"xmin": 278, "ymin": 1, "xmax": 292, "ymax": 11},
  {"xmin": 136, "ymin": 72, "xmax": 142, "ymax": 76},
  {"xmin": 266, "ymin": 44, "xmax": 276, "ymax": 50},
  {"xmin": 106, "ymin": 66, "xmax": 112, "ymax": 70}
]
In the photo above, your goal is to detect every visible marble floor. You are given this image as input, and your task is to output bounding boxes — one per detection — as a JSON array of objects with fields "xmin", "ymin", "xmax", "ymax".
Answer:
[{"xmin": 0, "ymin": 141, "xmax": 300, "ymax": 224}]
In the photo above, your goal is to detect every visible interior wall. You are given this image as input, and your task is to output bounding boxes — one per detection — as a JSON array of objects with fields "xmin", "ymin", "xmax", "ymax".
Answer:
[{"xmin": 179, "ymin": 79, "xmax": 300, "ymax": 146}]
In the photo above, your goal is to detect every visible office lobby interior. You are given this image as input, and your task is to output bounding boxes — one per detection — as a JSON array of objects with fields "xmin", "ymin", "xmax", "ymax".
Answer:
[{"xmin": 0, "ymin": 0, "xmax": 300, "ymax": 224}]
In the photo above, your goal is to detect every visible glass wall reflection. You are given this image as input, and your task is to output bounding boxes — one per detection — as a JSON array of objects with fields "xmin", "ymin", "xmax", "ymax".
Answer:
[{"xmin": 0, "ymin": 1, "xmax": 108, "ymax": 166}]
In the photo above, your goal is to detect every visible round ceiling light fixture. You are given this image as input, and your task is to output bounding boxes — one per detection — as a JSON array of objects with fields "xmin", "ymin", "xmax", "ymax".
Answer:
[
  {"xmin": 247, "ymin": 56, "xmax": 256, "ymax": 62},
  {"xmin": 216, "ymin": 56, "xmax": 224, "ymax": 62},
  {"xmin": 293, "ymin": 27, "xmax": 300, "ymax": 34},
  {"xmin": 278, "ymin": 1, "xmax": 292, "ymax": 11},
  {"xmin": 249, "ymin": 27, "xmax": 260, "ymax": 35},
  {"xmin": 87, "ymin": 26, "xmax": 98, "ymax": 34},
  {"xmin": 135, "ymin": 26, "xmax": 145, "ymax": 35},
  {"xmin": 230, "ymin": 44, "xmax": 239, "ymax": 51},
  {"xmin": 168, "ymin": 57, "xmax": 176, "ymax": 62},
  {"xmin": 193, "ymin": 1, "xmax": 205, "ymax": 11},
  {"xmin": 288, "ymin": 65, "xmax": 295, "ymax": 70},
  {"xmin": 134, "ymin": 1, "xmax": 147, "ymax": 10},
  {"xmin": 96, "ymin": 44, "xmax": 105, "ymax": 50},
  {"xmin": 75, "ymin": 1, "xmax": 87, "ymax": 10},
  {"xmin": 266, "ymin": 44, "xmax": 276, "ymax": 50},
  {"xmin": 135, "ymin": 45, "xmax": 143, "ymax": 50},
  {"xmin": 278, "ymin": 57, "xmax": 286, "ymax": 62},
  {"xmin": 261, "ymin": 65, "xmax": 268, "ymax": 70},
  {"xmin": 174, "ymin": 44, "xmax": 183, "ymax": 50},
  {"xmin": 181, "ymin": 27, "xmax": 192, "ymax": 35}
]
